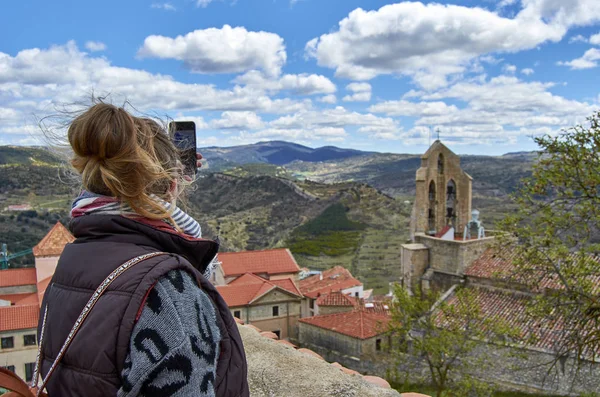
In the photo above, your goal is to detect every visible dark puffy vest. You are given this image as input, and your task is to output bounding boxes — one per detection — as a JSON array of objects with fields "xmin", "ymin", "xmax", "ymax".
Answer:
[{"xmin": 38, "ymin": 215, "xmax": 249, "ymax": 397}]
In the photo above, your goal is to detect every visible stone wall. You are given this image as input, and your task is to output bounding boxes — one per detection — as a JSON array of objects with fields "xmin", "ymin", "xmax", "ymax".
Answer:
[
  {"xmin": 415, "ymin": 234, "xmax": 492, "ymax": 275},
  {"xmin": 299, "ymin": 335, "xmax": 600, "ymax": 396},
  {"xmin": 400, "ymin": 243, "xmax": 429, "ymax": 292},
  {"xmin": 299, "ymin": 323, "xmax": 364, "ymax": 357},
  {"xmin": 318, "ymin": 306, "xmax": 354, "ymax": 316}
]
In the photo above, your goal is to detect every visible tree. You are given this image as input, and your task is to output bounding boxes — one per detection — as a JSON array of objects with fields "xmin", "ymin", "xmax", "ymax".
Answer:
[
  {"xmin": 389, "ymin": 285, "xmax": 515, "ymax": 397},
  {"xmin": 498, "ymin": 111, "xmax": 600, "ymax": 364}
]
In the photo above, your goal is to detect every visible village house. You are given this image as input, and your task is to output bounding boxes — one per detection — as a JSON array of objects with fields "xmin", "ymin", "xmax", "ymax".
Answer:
[
  {"xmin": 216, "ymin": 272, "xmax": 303, "ymax": 339},
  {"xmin": 0, "ymin": 222, "xmax": 73, "ymax": 382},
  {"xmin": 298, "ymin": 303, "xmax": 391, "ymax": 360},
  {"xmin": 299, "ymin": 266, "xmax": 363, "ymax": 317},
  {"xmin": 213, "ymin": 248, "xmax": 301, "ymax": 285}
]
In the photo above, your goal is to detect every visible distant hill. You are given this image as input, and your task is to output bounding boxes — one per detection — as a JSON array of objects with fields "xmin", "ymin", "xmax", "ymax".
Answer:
[
  {"xmin": 0, "ymin": 146, "xmax": 63, "ymax": 166},
  {"xmin": 200, "ymin": 141, "xmax": 372, "ymax": 168}
]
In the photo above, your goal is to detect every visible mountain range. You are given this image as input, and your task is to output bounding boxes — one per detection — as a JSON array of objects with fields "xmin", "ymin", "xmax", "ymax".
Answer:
[{"xmin": 0, "ymin": 142, "xmax": 535, "ymax": 293}]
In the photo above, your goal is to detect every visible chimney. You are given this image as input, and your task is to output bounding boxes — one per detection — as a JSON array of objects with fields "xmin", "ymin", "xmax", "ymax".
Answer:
[{"xmin": 319, "ymin": 273, "xmax": 323, "ymax": 281}]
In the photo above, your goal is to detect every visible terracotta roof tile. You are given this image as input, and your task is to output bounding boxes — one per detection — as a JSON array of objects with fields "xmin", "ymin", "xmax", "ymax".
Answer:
[
  {"xmin": 439, "ymin": 286, "xmax": 568, "ymax": 352},
  {"xmin": 219, "ymin": 248, "xmax": 300, "ymax": 278},
  {"xmin": 299, "ymin": 266, "xmax": 362, "ymax": 299},
  {"xmin": 0, "ymin": 268, "xmax": 37, "ymax": 288},
  {"xmin": 299, "ymin": 310, "xmax": 390, "ymax": 340},
  {"xmin": 216, "ymin": 273, "xmax": 301, "ymax": 307},
  {"xmin": 316, "ymin": 291, "xmax": 356, "ymax": 307},
  {"xmin": 0, "ymin": 304, "xmax": 39, "ymax": 332},
  {"xmin": 466, "ymin": 247, "xmax": 600, "ymax": 293},
  {"xmin": 32, "ymin": 222, "xmax": 74, "ymax": 257}
]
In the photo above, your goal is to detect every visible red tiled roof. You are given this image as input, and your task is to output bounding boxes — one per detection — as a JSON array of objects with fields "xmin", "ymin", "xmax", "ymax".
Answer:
[
  {"xmin": 33, "ymin": 222, "xmax": 74, "ymax": 257},
  {"xmin": 466, "ymin": 247, "xmax": 600, "ymax": 293},
  {"xmin": 0, "ymin": 293, "xmax": 38, "ymax": 306},
  {"xmin": 299, "ymin": 266, "xmax": 362, "ymax": 299},
  {"xmin": 0, "ymin": 304, "xmax": 39, "ymax": 332},
  {"xmin": 0, "ymin": 268, "xmax": 37, "ymax": 288},
  {"xmin": 299, "ymin": 309, "xmax": 389, "ymax": 340},
  {"xmin": 219, "ymin": 248, "xmax": 300, "ymax": 278},
  {"xmin": 434, "ymin": 225, "xmax": 452, "ymax": 238},
  {"xmin": 439, "ymin": 286, "xmax": 567, "ymax": 352},
  {"xmin": 216, "ymin": 273, "xmax": 302, "ymax": 307},
  {"xmin": 316, "ymin": 291, "xmax": 356, "ymax": 307}
]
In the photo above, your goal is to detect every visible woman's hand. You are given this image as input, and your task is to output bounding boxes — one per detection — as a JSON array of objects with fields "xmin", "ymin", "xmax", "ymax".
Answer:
[{"xmin": 183, "ymin": 153, "xmax": 203, "ymax": 182}]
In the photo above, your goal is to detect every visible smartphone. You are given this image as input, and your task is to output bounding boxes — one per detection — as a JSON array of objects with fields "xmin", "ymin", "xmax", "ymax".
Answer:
[{"xmin": 169, "ymin": 121, "xmax": 197, "ymax": 177}]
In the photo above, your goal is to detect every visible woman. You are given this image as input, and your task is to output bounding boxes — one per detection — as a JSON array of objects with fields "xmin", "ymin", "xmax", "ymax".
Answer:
[{"xmin": 37, "ymin": 103, "xmax": 249, "ymax": 396}]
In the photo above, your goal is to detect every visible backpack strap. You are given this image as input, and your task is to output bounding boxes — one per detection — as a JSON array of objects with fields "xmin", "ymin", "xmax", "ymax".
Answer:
[{"xmin": 31, "ymin": 252, "xmax": 166, "ymax": 396}]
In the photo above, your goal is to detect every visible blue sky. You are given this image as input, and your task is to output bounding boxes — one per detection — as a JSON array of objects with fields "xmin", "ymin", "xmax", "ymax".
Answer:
[{"xmin": 1, "ymin": 0, "xmax": 599, "ymax": 155}]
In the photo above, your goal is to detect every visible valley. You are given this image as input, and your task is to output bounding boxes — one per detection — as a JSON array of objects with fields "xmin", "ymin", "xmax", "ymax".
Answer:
[{"xmin": 0, "ymin": 142, "xmax": 534, "ymax": 293}]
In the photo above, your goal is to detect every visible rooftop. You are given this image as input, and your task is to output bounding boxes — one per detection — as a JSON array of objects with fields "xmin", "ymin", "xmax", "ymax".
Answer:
[
  {"xmin": 0, "ymin": 304, "xmax": 39, "ymax": 332},
  {"xmin": 316, "ymin": 291, "xmax": 357, "ymax": 307},
  {"xmin": 32, "ymin": 221, "xmax": 75, "ymax": 257},
  {"xmin": 300, "ymin": 266, "xmax": 362, "ymax": 299},
  {"xmin": 299, "ymin": 309, "xmax": 390, "ymax": 340},
  {"xmin": 0, "ymin": 268, "xmax": 37, "ymax": 288},
  {"xmin": 216, "ymin": 272, "xmax": 302, "ymax": 307},
  {"xmin": 439, "ymin": 286, "xmax": 566, "ymax": 352},
  {"xmin": 219, "ymin": 248, "xmax": 300, "ymax": 278}
]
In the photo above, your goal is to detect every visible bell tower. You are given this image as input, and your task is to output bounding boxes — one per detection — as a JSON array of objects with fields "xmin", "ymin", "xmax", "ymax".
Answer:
[{"xmin": 412, "ymin": 140, "xmax": 472, "ymax": 238}]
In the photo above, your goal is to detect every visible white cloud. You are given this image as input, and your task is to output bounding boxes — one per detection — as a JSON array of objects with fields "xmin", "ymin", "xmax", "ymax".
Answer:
[
  {"xmin": 569, "ymin": 34, "xmax": 588, "ymax": 43},
  {"xmin": 305, "ymin": 1, "xmax": 600, "ymax": 89},
  {"xmin": 0, "ymin": 41, "xmax": 312, "ymax": 139},
  {"xmin": 138, "ymin": 25, "xmax": 286, "ymax": 77},
  {"xmin": 386, "ymin": 75, "xmax": 598, "ymax": 144},
  {"xmin": 521, "ymin": 68, "xmax": 535, "ymax": 75},
  {"xmin": 151, "ymin": 3, "xmax": 176, "ymax": 11},
  {"xmin": 368, "ymin": 100, "xmax": 458, "ymax": 117},
  {"xmin": 210, "ymin": 111, "xmax": 264, "ymax": 130},
  {"xmin": 240, "ymin": 126, "xmax": 347, "ymax": 143},
  {"xmin": 558, "ymin": 48, "xmax": 600, "ymax": 69},
  {"xmin": 197, "ymin": 0, "xmax": 213, "ymax": 7},
  {"xmin": 84, "ymin": 41, "xmax": 106, "ymax": 52},
  {"xmin": 591, "ymin": 32, "xmax": 600, "ymax": 45},
  {"xmin": 502, "ymin": 64, "xmax": 517, "ymax": 74},
  {"xmin": 342, "ymin": 82, "xmax": 372, "ymax": 102},
  {"xmin": 498, "ymin": 0, "xmax": 517, "ymax": 7},
  {"xmin": 267, "ymin": 106, "xmax": 400, "ymax": 140},
  {"xmin": 318, "ymin": 95, "xmax": 337, "ymax": 104},
  {"xmin": 233, "ymin": 70, "xmax": 336, "ymax": 95}
]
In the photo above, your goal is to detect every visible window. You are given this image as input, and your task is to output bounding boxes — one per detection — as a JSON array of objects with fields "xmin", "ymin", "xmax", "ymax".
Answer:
[
  {"xmin": 25, "ymin": 363, "xmax": 35, "ymax": 382},
  {"xmin": 272, "ymin": 330, "xmax": 281, "ymax": 339},
  {"xmin": 2, "ymin": 365, "xmax": 15, "ymax": 372},
  {"xmin": 309, "ymin": 299, "xmax": 314, "ymax": 310},
  {"xmin": 355, "ymin": 292, "xmax": 359, "ymax": 297},
  {"xmin": 1, "ymin": 337, "xmax": 14, "ymax": 349},
  {"xmin": 24, "ymin": 334, "xmax": 36, "ymax": 346},
  {"xmin": 376, "ymin": 339, "xmax": 382, "ymax": 351},
  {"xmin": 272, "ymin": 306, "xmax": 279, "ymax": 317},
  {"xmin": 233, "ymin": 310, "xmax": 241, "ymax": 319}
]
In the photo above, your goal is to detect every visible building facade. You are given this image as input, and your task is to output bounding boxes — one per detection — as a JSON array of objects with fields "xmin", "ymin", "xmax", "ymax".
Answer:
[
  {"xmin": 0, "ymin": 222, "xmax": 73, "ymax": 381},
  {"xmin": 216, "ymin": 273, "xmax": 303, "ymax": 339}
]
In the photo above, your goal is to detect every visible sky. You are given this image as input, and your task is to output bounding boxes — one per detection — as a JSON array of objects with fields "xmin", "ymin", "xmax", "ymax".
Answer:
[{"xmin": 1, "ymin": 0, "xmax": 600, "ymax": 155}]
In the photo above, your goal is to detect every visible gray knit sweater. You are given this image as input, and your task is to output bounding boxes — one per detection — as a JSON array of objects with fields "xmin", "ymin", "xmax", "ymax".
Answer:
[{"xmin": 117, "ymin": 270, "xmax": 221, "ymax": 397}]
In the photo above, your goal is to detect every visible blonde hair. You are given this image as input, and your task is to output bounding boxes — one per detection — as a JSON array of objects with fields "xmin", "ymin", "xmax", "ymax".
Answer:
[{"xmin": 67, "ymin": 103, "xmax": 184, "ymax": 220}]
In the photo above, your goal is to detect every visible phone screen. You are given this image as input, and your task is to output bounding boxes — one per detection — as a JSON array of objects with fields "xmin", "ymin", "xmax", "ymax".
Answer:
[{"xmin": 169, "ymin": 121, "xmax": 197, "ymax": 177}]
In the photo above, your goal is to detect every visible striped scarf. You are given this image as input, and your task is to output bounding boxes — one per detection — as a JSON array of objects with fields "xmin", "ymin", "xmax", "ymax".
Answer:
[{"xmin": 71, "ymin": 191, "xmax": 217, "ymax": 278}]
